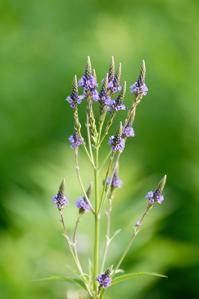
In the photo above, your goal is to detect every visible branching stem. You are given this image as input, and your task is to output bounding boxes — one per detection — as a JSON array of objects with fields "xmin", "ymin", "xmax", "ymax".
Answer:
[
  {"xmin": 74, "ymin": 149, "xmax": 95, "ymax": 214},
  {"xmin": 101, "ymin": 190, "xmax": 113, "ymax": 272},
  {"xmin": 114, "ymin": 204, "xmax": 153, "ymax": 273}
]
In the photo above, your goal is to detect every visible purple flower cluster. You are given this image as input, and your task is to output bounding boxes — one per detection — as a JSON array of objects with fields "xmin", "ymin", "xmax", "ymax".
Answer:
[
  {"xmin": 111, "ymin": 98, "xmax": 126, "ymax": 111},
  {"xmin": 106, "ymin": 173, "xmax": 123, "ymax": 189},
  {"xmin": 76, "ymin": 197, "xmax": 91, "ymax": 213},
  {"xmin": 79, "ymin": 74, "xmax": 99, "ymax": 101},
  {"xmin": 96, "ymin": 272, "xmax": 112, "ymax": 289},
  {"xmin": 123, "ymin": 125, "xmax": 135, "ymax": 138},
  {"xmin": 100, "ymin": 95, "xmax": 112, "ymax": 106},
  {"xmin": 68, "ymin": 131, "xmax": 82, "ymax": 149},
  {"xmin": 108, "ymin": 135, "xmax": 125, "ymax": 152},
  {"xmin": 79, "ymin": 74, "xmax": 97, "ymax": 91},
  {"xmin": 107, "ymin": 79, "xmax": 122, "ymax": 94},
  {"xmin": 52, "ymin": 193, "xmax": 69, "ymax": 210},
  {"xmin": 66, "ymin": 94, "xmax": 85, "ymax": 108},
  {"xmin": 130, "ymin": 81, "xmax": 148, "ymax": 97},
  {"xmin": 99, "ymin": 79, "xmax": 112, "ymax": 107},
  {"xmin": 146, "ymin": 189, "xmax": 164, "ymax": 205}
]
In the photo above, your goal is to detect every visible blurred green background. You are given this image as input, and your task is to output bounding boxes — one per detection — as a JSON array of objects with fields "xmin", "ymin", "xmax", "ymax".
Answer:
[{"xmin": 0, "ymin": 0, "xmax": 199, "ymax": 298}]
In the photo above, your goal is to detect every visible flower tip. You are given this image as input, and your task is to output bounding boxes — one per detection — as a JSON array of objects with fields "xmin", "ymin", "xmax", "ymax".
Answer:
[
  {"xmin": 86, "ymin": 183, "xmax": 92, "ymax": 199},
  {"xmin": 73, "ymin": 75, "xmax": 78, "ymax": 86},
  {"xmin": 141, "ymin": 59, "xmax": 146, "ymax": 69},
  {"xmin": 92, "ymin": 68, "xmax": 97, "ymax": 79},
  {"xmin": 72, "ymin": 75, "xmax": 78, "ymax": 92},
  {"xmin": 87, "ymin": 55, "xmax": 91, "ymax": 64},
  {"xmin": 139, "ymin": 60, "xmax": 146, "ymax": 83},
  {"xmin": 158, "ymin": 174, "xmax": 167, "ymax": 193},
  {"xmin": 110, "ymin": 56, "xmax": 115, "ymax": 67},
  {"xmin": 85, "ymin": 56, "xmax": 92, "ymax": 76},
  {"xmin": 59, "ymin": 179, "xmax": 65, "ymax": 194},
  {"xmin": 122, "ymin": 81, "xmax": 126, "ymax": 96},
  {"xmin": 115, "ymin": 63, "xmax": 122, "ymax": 80}
]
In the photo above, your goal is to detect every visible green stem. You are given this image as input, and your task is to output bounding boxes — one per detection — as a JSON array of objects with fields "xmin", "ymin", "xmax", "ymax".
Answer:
[
  {"xmin": 86, "ymin": 114, "xmax": 94, "ymax": 164},
  {"xmin": 74, "ymin": 149, "xmax": 95, "ymax": 213},
  {"xmin": 93, "ymin": 147, "xmax": 99, "ymax": 297},
  {"xmin": 101, "ymin": 190, "xmax": 113, "ymax": 272},
  {"xmin": 60, "ymin": 211, "xmax": 67, "ymax": 235},
  {"xmin": 114, "ymin": 204, "xmax": 152, "ymax": 273},
  {"xmin": 72, "ymin": 214, "xmax": 81, "ymax": 244},
  {"xmin": 99, "ymin": 288, "xmax": 105, "ymax": 299},
  {"xmin": 82, "ymin": 141, "xmax": 95, "ymax": 167},
  {"xmin": 98, "ymin": 110, "xmax": 107, "ymax": 145},
  {"xmin": 98, "ymin": 152, "xmax": 115, "ymax": 213},
  {"xmin": 98, "ymin": 152, "xmax": 119, "ymax": 213},
  {"xmin": 99, "ymin": 150, "xmax": 112, "ymax": 173},
  {"xmin": 59, "ymin": 212, "xmax": 92, "ymax": 296},
  {"xmin": 100, "ymin": 111, "xmax": 116, "ymax": 146}
]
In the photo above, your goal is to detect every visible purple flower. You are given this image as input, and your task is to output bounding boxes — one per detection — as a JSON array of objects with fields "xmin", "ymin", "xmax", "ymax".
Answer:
[
  {"xmin": 146, "ymin": 189, "xmax": 164, "ymax": 205},
  {"xmin": 76, "ymin": 197, "xmax": 91, "ymax": 213},
  {"xmin": 52, "ymin": 194, "xmax": 69, "ymax": 210},
  {"xmin": 100, "ymin": 95, "xmax": 112, "ymax": 107},
  {"xmin": 106, "ymin": 174, "xmax": 123, "ymax": 189},
  {"xmin": 107, "ymin": 80, "xmax": 122, "ymax": 94},
  {"xmin": 123, "ymin": 126, "xmax": 135, "ymax": 138},
  {"xmin": 108, "ymin": 135, "xmax": 125, "ymax": 152},
  {"xmin": 90, "ymin": 89, "xmax": 99, "ymax": 101},
  {"xmin": 111, "ymin": 99, "xmax": 126, "ymax": 111},
  {"xmin": 68, "ymin": 131, "xmax": 82, "ymax": 149},
  {"xmin": 130, "ymin": 81, "xmax": 148, "ymax": 97},
  {"xmin": 66, "ymin": 76, "xmax": 85, "ymax": 108},
  {"xmin": 66, "ymin": 94, "xmax": 85, "ymax": 108},
  {"xmin": 78, "ymin": 74, "xmax": 97, "ymax": 91},
  {"xmin": 96, "ymin": 272, "xmax": 112, "ymax": 289},
  {"xmin": 79, "ymin": 74, "xmax": 99, "ymax": 101}
]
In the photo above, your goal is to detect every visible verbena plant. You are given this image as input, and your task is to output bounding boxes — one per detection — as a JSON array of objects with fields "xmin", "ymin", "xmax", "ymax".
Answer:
[{"xmin": 47, "ymin": 57, "xmax": 167, "ymax": 299}]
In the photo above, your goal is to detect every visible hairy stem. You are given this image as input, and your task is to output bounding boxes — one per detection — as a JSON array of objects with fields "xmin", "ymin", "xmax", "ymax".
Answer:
[
  {"xmin": 93, "ymin": 214, "xmax": 100, "ymax": 297},
  {"xmin": 101, "ymin": 190, "xmax": 114, "ymax": 272},
  {"xmin": 99, "ymin": 150, "xmax": 112, "ymax": 173},
  {"xmin": 73, "ymin": 214, "xmax": 81, "ymax": 244},
  {"xmin": 59, "ymin": 211, "xmax": 92, "ymax": 296},
  {"xmin": 98, "ymin": 110, "xmax": 107, "ymax": 144},
  {"xmin": 74, "ymin": 149, "xmax": 94, "ymax": 214},
  {"xmin": 60, "ymin": 211, "xmax": 67, "ymax": 235},
  {"xmin": 93, "ymin": 147, "xmax": 99, "ymax": 297},
  {"xmin": 124, "ymin": 95, "xmax": 142, "ymax": 128},
  {"xmin": 86, "ymin": 114, "xmax": 94, "ymax": 164},
  {"xmin": 100, "ymin": 111, "xmax": 116, "ymax": 145},
  {"xmin": 73, "ymin": 106, "xmax": 94, "ymax": 166},
  {"xmin": 114, "ymin": 204, "xmax": 152, "ymax": 273},
  {"xmin": 98, "ymin": 152, "xmax": 118, "ymax": 213},
  {"xmin": 98, "ymin": 152, "xmax": 115, "ymax": 213},
  {"xmin": 99, "ymin": 288, "xmax": 105, "ymax": 299}
]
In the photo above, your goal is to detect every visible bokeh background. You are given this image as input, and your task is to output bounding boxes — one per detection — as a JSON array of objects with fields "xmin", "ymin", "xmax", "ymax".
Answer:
[{"xmin": 0, "ymin": 0, "xmax": 199, "ymax": 298}]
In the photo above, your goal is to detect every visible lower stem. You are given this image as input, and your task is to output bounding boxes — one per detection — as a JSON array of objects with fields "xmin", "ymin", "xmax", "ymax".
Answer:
[
  {"xmin": 101, "ymin": 192, "xmax": 112, "ymax": 272},
  {"xmin": 114, "ymin": 204, "xmax": 152, "ymax": 272},
  {"xmin": 93, "ymin": 147, "xmax": 99, "ymax": 297},
  {"xmin": 60, "ymin": 212, "xmax": 92, "ymax": 296}
]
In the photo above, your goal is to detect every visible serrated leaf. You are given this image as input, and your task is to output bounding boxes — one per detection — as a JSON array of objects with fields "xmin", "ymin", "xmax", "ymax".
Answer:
[
  {"xmin": 112, "ymin": 272, "xmax": 168, "ymax": 286},
  {"xmin": 35, "ymin": 275, "xmax": 87, "ymax": 290}
]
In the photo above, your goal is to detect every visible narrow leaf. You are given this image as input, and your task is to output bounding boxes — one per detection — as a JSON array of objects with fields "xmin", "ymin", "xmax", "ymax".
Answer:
[
  {"xmin": 35, "ymin": 275, "xmax": 87, "ymax": 290},
  {"xmin": 112, "ymin": 272, "xmax": 168, "ymax": 286}
]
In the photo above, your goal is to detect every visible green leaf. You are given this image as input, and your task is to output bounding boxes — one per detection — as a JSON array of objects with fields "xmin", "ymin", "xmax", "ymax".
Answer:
[
  {"xmin": 35, "ymin": 275, "xmax": 87, "ymax": 290},
  {"xmin": 112, "ymin": 272, "xmax": 168, "ymax": 286}
]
